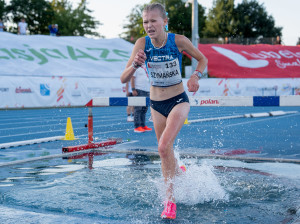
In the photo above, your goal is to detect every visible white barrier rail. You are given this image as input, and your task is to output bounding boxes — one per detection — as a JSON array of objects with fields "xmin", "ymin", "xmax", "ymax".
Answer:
[
  {"xmin": 0, "ymin": 136, "xmax": 64, "ymax": 149},
  {"xmin": 1, "ymin": 148, "xmax": 300, "ymax": 168},
  {"xmin": 86, "ymin": 96, "xmax": 300, "ymax": 107}
]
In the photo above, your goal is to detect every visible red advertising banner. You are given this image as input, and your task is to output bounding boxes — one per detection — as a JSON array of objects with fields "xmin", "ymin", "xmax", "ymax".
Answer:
[{"xmin": 197, "ymin": 44, "xmax": 300, "ymax": 78}]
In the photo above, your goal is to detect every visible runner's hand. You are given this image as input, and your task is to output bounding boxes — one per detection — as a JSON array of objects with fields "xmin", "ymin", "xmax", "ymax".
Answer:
[
  {"xmin": 187, "ymin": 75, "xmax": 199, "ymax": 92},
  {"xmin": 133, "ymin": 49, "xmax": 147, "ymax": 67}
]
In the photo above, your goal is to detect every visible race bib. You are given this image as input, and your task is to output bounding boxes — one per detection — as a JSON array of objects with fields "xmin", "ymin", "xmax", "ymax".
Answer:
[{"xmin": 147, "ymin": 58, "xmax": 182, "ymax": 87}]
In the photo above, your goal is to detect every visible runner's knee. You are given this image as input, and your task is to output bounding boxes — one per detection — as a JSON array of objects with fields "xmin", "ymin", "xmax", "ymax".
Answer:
[{"xmin": 157, "ymin": 141, "xmax": 171, "ymax": 158}]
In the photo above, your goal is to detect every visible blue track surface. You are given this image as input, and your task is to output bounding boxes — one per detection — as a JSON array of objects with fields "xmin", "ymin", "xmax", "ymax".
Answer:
[{"xmin": 0, "ymin": 106, "xmax": 299, "ymax": 159}]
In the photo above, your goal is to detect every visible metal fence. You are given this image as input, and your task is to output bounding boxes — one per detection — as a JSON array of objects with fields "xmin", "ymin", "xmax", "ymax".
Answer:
[{"xmin": 200, "ymin": 37, "xmax": 280, "ymax": 45}]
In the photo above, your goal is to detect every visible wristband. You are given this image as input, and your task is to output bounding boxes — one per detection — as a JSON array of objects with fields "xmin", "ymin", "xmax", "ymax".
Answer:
[
  {"xmin": 192, "ymin": 70, "xmax": 204, "ymax": 80},
  {"xmin": 132, "ymin": 61, "xmax": 141, "ymax": 70},
  {"xmin": 132, "ymin": 88, "xmax": 136, "ymax": 91}
]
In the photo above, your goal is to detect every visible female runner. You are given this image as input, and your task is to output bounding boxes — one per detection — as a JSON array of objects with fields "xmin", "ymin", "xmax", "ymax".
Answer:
[{"xmin": 120, "ymin": 3, "xmax": 208, "ymax": 219}]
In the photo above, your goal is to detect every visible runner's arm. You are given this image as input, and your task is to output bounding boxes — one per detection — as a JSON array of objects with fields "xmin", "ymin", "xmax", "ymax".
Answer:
[
  {"xmin": 175, "ymin": 34, "xmax": 208, "ymax": 92},
  {"xmin": 120, "ymin": 38, "xmax": 146, "ymax": 84}
]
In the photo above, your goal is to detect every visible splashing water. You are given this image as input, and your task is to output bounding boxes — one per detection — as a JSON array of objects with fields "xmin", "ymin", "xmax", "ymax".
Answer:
[
  {"xmin": 154, "ymin": 150, "xmax": 228, "ymax": 205},
  {"xmin": 173, "ymin": 163, "xmax": 228, "ymax": 205}
]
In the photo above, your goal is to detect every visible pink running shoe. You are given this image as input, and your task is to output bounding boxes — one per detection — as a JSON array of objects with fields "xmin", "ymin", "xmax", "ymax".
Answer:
[
  {"xmin": 180, "ymin": 165, "xmax": 187, "ymax": 172},
  {"xmin": 161, "ymin": 201, "xmax": 177, "ymax": 219}
]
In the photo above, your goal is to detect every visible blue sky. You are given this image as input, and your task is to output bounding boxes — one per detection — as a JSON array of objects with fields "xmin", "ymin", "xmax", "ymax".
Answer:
[{"xmin": 75, "ymin": 0, "xmax": 299, "ymax": 46}]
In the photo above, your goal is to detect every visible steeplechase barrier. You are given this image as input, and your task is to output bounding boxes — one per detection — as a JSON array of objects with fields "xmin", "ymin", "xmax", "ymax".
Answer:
[
  {"xmin": 86, "ymin": 96, "xmax": 300, "ymax": 107},
  {"xmin": 1, "ymin": 147, "xmax": 300, "ymax": 168}
]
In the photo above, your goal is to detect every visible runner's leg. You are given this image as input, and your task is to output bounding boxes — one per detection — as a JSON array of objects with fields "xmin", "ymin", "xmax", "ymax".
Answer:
[{"xmin": 151, "ymin": 102, "xmax": 190, "ymax": 201}]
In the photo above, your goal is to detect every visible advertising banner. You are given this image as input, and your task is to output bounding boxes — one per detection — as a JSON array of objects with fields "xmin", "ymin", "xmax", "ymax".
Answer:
[
  {"xmin": 1, "ymin": 76, "xmax": 299, "ymax": 109},
  {"xmin": 198, "ymin": 44, "xmax": 300, "ymax": 78},
  {"xmin": 0, "ymin": 32, "xmax": 132, "ymax": 78},
  {"xmin": 1, "ymin": 33, "xmax": 300, "ymax": 109},
  {"xmin": 185, "ymin": 78, "xmax": 300, "ymax": 97},
  {"xmin": 0, "ymin": 76, "xmax": 126, "ymax": 108},
  {"xmin": 2, "ymin": 33, "xmax": 300, "ymax": 79}
]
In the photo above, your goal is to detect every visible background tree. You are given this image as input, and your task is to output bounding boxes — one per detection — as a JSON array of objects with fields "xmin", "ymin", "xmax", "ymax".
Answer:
[
  {"xmin": 234, "ymin": 0, "xmax": 282, "ymax": 38},
  {"xmin": 4, "ymin": 0, "xmax": 101, "ymax": 36},
  {"xmin": 203, "ymin": 0, "xmax": 236, "ymax": 38},
  {"xmin": 121, "ymin": 4, "xmax": 144, "ymax": 43},
  {"xmin": 50, "ymin": 0, "xmax": 101, "ymax": 36},
  {"xmin": 163, "ymin": 0, "xmax": 206, "ymax": 38},
  {"xmin": 6, "ymin": 0, "xmax": 54, "ymax": 34},
  {"xmin": 0, "ymin": 0, "xmax": 5, "ymax": 19}
]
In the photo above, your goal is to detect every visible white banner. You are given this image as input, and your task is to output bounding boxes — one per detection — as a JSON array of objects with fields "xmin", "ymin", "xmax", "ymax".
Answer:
[
  {"xmin": 0, "ymin": 76, "xmax": 125, "ymax": 108},
  {"xmin": 0, "ymin": 32, "xmax": 133, "ymax": 78},
  {"xmin": 184, "ymin": 78, "xmax": 300, "ymax": 97},
  {"xmin": 1, "ymin": 76, "xmax": 299, "ymax": 109}
]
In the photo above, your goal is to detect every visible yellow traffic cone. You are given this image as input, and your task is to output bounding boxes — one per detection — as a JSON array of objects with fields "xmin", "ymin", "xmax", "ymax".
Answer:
[
  {"xmin": 63, "ymin": 117, "xmax": 76, "ymax": 140},
  {"xmin": 184, "ymin": 118, "xmax": 190, "ymax": 125}
]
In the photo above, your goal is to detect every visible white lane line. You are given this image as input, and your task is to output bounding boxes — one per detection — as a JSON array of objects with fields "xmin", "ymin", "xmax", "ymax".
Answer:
[
  {"xmin": 224, "ymin": 113, "xmax": 300, "ymax": 127},
  {"xmin": 0, "ymin": 115, "xmax": 123, "ymax": 127},
  {"xmin": 0, "ymin": 129, "xmax": 65, "ymax": 139},
  {"xmin": 0, "ymin": 117, "xmax": 126, "ymax": 131},
  {"xmin": 0, "ymin": 121, "xmax": 136, "ymax": 138},
  {"xmin": 0, "ymin": 126, "xmax": 138, "ymax": 140}
]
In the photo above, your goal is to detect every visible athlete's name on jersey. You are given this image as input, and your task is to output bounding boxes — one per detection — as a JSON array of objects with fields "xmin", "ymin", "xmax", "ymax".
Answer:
[
  {"xmin": 150, "ymin": 69, "xmax": 179, "ymax": 79},
  {"xmin": 150, "ymin": 55, "xmax": 174, "ymax": 61}
]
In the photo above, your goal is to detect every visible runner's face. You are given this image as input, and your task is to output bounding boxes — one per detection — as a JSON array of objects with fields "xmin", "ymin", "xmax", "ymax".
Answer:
[{"xmin": 143, "ymin": 9, "xmax": 166, "ymax": 38}]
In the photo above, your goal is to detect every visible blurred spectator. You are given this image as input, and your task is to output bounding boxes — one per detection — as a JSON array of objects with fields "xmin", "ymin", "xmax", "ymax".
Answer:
[
  {"xmin": 18, "ymin": 18, "xmax": 27, "ymax": 35},
  {"xmin": 48, "ymin": 24, "xmax": 58, "ymax": 36},
  {"xmin": 131, "ymin": 65, "xmax": 152, "ymax": 133},
  {"xmin": 0, "ymin": 19, "xmax": 5, "ymax": 32},
  {"xmin": 275, "ymin": 36, "xmax": 281, "ymax": 45},
  {"xmin": 225, "ymin": 37, "xmax": 230, "ymax": 44}
]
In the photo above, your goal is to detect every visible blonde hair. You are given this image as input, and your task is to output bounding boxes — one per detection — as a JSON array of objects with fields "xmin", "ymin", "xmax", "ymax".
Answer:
[{"xmin": 143, "ymin": 3, "xmax": 167, "ymax": 19}]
